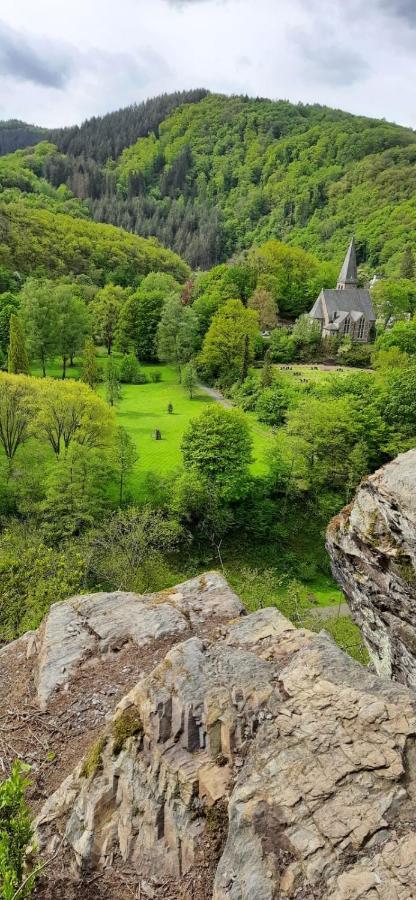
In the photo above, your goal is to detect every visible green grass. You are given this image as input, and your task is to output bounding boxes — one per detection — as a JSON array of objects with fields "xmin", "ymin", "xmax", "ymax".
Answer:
[
  {"xmin": 29, "ymin": 356, "xmax": 273, "ymax": 498},
  {"xmin": 116, "ymin": 364, "xmax": 272, "ymax": 496},
  {"xmin": 302, "ymin": 573, "xmax": 345, "ymax": 607}
]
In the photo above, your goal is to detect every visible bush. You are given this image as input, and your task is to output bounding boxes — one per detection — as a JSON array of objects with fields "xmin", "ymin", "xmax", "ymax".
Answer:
[
  {"xmin": 0, "ymin": 527, "xmax": 88, "ymax": 640},
  {"xmin": 337, "ymin": 340, "xmax": 372, "ymax": 368},
  {"xmin": 149, "ymin": 370, "xmax": 162, "ymax": 383},
  {"xmin": 269, "ymin": 328, "xmax": 296, "ymax": 363},
  {"xmin": 119, "ymin": 352, "xmax": 147, "ymax": 384},
  {"xmin": 256, "ymin": 382, "xmax": 291, "ymax": 426},
  {"xmin": 0, "ymin": 761, "xmax": 38, "ymax": 899},
  {"xmin": 229, "ymin": 374, "xmax": 261, "ymax": 411}
]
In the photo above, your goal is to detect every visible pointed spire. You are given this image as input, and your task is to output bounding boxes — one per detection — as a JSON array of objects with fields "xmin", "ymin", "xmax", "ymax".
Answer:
[{"xmin": 337, "ymin": 237, "xmax": 358, "ymax": 289}]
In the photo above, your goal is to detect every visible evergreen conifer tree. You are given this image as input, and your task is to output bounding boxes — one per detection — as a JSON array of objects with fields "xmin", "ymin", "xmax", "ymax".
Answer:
[
  {"xmin": 8, "ymin": 315, "xmax": 29, "ymax": 375},
  {"xmin": 81, "ymin": 338, "xmax": 100, "ymax": 391},
  {"xmin": 400, "ymin": 245, "xmax": 415, "ymax": 280}
]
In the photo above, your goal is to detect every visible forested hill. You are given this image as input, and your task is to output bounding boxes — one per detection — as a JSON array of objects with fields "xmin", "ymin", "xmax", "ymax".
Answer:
[
  {"xmin": 0, "ymin": 91, "xmax": 209, "ymax": 159},
  {"xmin": 0, "ymin": 143, "xmax": 190, "ymax": 288},
  {"xmin": 2, "ymin": 92, "xmax": 416, "ymax": 272}
]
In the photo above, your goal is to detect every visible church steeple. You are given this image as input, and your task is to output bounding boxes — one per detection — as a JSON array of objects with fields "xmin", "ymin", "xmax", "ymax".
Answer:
[{"xmin": 337, "ymin": 237, "xmax": 358, "ymax": 290}]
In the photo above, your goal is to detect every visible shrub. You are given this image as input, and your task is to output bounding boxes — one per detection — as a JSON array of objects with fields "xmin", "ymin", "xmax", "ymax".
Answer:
[
  {"xmin": 337, "ymin": 340, "xmax": 372, "ymax": 368},
  {"xmin": 119, "ymin": 352, "xmax": 145, "ymax": 384},
  {"xmin": 256, "ymin": 383, "xmax": 291, "ymax": 426},
  {"xmin": 0, "ymin": 761, "xmax": 38, "ymax": 899},
  {"xmin": 149, "ymin": 370, "xmax": 162, "ymax": 383},
  {"xmin": 268, "ymin": 328, "xmax": 296, "ymax": 363},
  {"xmin": 229, "ymin": 374, "xmax": 261, "ymax": 411}
]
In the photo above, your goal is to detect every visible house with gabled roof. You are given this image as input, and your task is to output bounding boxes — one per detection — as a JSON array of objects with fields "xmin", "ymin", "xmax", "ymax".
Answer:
[{"xmin": 309, "ymin": 238, "xmax": 376, "ymax": 343}]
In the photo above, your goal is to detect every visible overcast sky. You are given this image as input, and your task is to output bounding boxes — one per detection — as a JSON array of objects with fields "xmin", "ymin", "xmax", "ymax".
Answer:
[{"xmin": 1, "ymin": 0, "xmax": 416, "ymax": 128}]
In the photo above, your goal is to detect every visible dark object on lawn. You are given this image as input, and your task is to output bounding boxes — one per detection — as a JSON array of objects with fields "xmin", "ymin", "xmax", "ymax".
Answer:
[
  {"xmin": 155, "ymin": 429, "xmax": 162, "ymax": 441},
  {"xmin": 168, "ymin": 403, "xmax": 173, "ymax": 414}
]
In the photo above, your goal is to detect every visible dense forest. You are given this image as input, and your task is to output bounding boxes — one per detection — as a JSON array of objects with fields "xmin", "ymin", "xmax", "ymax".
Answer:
[{"xmin": 2, "ymin": 92, "xmax": 416, "ymax": 270}]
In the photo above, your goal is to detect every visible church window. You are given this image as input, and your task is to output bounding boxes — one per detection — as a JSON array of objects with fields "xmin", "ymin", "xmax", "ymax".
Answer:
[
  {"xmin": 342, "ymin": 317, "xmax": 351, "ymax": 335},
  {"xmin": 357, "ymin": 318, "xmax": 365, "ymax": 340}
]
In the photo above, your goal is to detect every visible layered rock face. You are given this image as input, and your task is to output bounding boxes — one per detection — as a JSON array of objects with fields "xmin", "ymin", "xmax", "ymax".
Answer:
[
  {"xmin": 327, "ymin": 448, "xmax": 416, "ymax": 688},
  {"xmin": 36, "ymin": 604, "xmax": 416, "ymax": 899},
  {"xmin": 4, "ymin": 565, "xmax": 416, "ymax": 897}
]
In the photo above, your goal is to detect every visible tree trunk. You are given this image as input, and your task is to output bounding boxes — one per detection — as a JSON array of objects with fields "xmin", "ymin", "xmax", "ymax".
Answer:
[
  {"xmin": 62, "ymin": 356, "xmax": 67, "ymax": 379},
  {"xmin": 69, "ymin": 352, "xmax": 75, "ymax": 367}
]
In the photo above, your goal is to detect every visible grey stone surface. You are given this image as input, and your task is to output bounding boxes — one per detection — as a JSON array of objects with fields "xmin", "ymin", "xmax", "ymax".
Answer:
[
  {"xmin": 9, "ymin": 572, "xmax": 244, "ymax": 710},
  {"xmin": 36, "ymin": 605, "xmax": 416, "ymax": 899},
  {"xmin": 327, "ymin": 448, "xmax": 416, "ymax": 688}
]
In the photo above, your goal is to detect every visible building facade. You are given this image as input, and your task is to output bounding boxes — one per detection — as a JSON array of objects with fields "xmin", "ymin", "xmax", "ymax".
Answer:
[{"xmin": 309, "ymin": 239, "xmax": 376, "ymax": 343}]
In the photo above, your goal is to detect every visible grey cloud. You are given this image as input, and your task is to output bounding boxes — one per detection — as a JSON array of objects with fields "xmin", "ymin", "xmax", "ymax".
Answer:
[
  {"xmin": 0, "ymin": 20, "xmax": 75, "ymax": 88},
  {"xmin": 0, "ymin": 20, "xmax": 170, "ymax": 97},
  {"xmin": 379, "ymin": 0, "xmax": 416, "ymax": 25},
  {"xmin": 290, "ymin": 26, "xmax": 370, "ymax": 86}
]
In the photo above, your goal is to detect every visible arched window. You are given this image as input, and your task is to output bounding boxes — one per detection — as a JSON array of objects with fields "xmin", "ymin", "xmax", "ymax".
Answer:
[
  {"xmin": 342, "ymin": 317, "xmax": 351, "ymax": 335},
  {"xmin": 357, "ymin": 318, "xmax": 365, "ymax": 340}
]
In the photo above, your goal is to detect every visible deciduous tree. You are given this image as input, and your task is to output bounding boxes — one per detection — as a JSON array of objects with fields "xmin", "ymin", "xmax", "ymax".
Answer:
[
  {"xmin": 19, "ymin": 279, "xmax": 59, "ymax": 377},
  {"xmin": 55, "ymin": 285, "xmax": 90, "ymax": 378},
  {"xmin": 0, "ymin": 374, "xmax": 34, "ymax": 464},
  {"xmin": 199, "ymin": 299, "xmax": 259, "ymax": 387},
  {"xmin": 104, "ymin": 356, "xmax": 121, "ymax": 407},
  {"xmin": 183, "ymin": 363, "xmax": 198, "ymax": 398},
  {"xmin": 36, "ymin": 379, "xmax": 113, "ymax": 456},
  {"xmin": 111, "ymin": 426, "xmax": 138, "ymax": 504},
  {"xmin": 157, "ymin": 295, "xmax": 198, "ymax": 381},
  {"xmin": 248, "ymin": 287, "xmax": 278, "ymax": 331},
  {"xmin": 90, "ymin": 284, "xmax": 127, "ymax": 355},
  {"xmin": 181, "ymin": 405, "xmax": 253, "ymax": 499}
]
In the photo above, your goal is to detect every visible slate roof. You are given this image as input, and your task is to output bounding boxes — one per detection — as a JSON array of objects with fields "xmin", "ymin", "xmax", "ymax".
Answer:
[
  {"xmin": 319, "ymin": 289, "xmax": 376, "ymax": 322},
  {"xmin": 337, "ymin": 237, "xmax": 358, "ymax": 287}
]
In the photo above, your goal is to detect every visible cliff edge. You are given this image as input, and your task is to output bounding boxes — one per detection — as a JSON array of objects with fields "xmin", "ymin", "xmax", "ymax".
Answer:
[{"xmin": 327, "ymin": 448, "xmax": 416, "ymax": 688}]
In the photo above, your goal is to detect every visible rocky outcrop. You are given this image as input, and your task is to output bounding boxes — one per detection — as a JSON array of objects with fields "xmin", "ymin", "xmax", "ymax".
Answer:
[
  {"xmin": 35, "ymin": 603, "xmax": 416, "ymax": 900},
  {"xmin": 327, "ymin": 449, "xmax": 416, "ymax": 688},
  {"xmin": 1, "ymin": 573, "xmax": 244, "ymax": 711}
]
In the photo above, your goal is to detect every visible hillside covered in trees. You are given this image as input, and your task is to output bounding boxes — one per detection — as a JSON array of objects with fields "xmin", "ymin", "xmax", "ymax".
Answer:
[{"xmin": 2, "ymin": 91, "xmax": 416, "ymax": 271}]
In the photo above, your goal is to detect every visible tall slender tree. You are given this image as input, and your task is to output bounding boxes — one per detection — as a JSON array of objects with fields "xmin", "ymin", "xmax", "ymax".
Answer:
[
  {"xmin": 105, "ymin": 357, "xmax": 122, "ymax": 407},
  {"xmin": 19, "ymin": 279, "xmax": 59, "ymax": 377},
  {"xmin": 81, "ymin": 338, "xmax": 101, "ymax": 391},
  {"xmin": 400, "ymin": 245, "xmax": 415, "ymax": 281},
  {"xmin": 8, "ymin": 316, "xmax": 29, "ymax": 375}
]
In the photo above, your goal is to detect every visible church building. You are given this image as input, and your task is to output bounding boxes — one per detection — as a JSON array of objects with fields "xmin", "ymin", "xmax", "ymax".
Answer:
[{"xmin": 309, "ymin": 238, "xmax": 376, "ymax": 343}]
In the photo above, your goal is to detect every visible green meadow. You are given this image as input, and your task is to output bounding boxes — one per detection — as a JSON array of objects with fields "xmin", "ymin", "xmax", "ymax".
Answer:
[{"xmin": 30, "ymin": 355, "xmax": 273, "ymax": 499}]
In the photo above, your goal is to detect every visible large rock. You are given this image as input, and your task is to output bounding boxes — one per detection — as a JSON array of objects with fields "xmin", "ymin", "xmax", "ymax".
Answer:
[
  {"xmin": 36, "ymin": 605, "xmax": 416, "ymax": 899},
  {"xmin": 327, "ymin": 449, "xmax": 416, "ymax": 687},
  {"xmin": 14, "ymin": 573, "xmax": 244, "ymax": 710}
]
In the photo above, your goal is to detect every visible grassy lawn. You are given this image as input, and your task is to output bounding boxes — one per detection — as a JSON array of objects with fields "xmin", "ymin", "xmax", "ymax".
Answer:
[
  {"xmin": 116, "ymin": 364, "xmax": 272, "ymax": 496},
  {"xmin": 273, "ymin": 363, "xmax": 372, "ymax": 386},
  {"xmin": 29, "ymin": 356, "xmax": 273, "ymax": 497}
]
